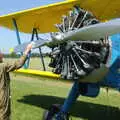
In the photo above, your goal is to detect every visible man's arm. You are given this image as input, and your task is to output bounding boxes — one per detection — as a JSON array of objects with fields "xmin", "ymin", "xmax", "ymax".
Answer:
[{"xmin": 5, "ymin": 43, "xmax": 32, "ymax": 72}]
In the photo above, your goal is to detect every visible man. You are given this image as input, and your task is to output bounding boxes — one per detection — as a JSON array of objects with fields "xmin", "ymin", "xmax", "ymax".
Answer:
[{"xmin": 0, "ymin": 43, "xmax": 32, "ymax": 120}]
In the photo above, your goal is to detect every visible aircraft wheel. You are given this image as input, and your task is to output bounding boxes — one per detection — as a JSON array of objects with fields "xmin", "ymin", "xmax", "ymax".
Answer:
[{"xmin": 42, "ymin": 104, "xmax": 70, "ymax": 120}]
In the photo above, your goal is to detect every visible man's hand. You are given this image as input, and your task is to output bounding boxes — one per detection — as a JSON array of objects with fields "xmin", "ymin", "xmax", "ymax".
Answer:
[{"xmin": 24, "ymin": 43, "xmax": 32, "ymax": 55}]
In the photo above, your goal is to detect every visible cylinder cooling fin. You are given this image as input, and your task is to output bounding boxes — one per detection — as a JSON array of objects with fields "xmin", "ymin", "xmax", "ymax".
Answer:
[{"xmin": 49, "ymin": 6, "xmax": 110, "ymax": 81}]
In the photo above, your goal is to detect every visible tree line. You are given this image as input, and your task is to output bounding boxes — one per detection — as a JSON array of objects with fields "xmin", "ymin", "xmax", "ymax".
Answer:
[{"xmin": 4, "ymin": 52, "xmax": 49, "ymax": 58}]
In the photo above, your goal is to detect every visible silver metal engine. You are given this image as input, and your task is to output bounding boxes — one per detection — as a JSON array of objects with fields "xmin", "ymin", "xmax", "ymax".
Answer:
[{"xmin": 49, "ymin": 6, "xmax": 110, "ymax": 80}]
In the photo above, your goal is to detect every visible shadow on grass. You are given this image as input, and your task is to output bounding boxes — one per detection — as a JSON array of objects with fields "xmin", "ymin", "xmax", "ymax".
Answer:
[{"xmin": 18, "ymin": 95, "xmax": 120, "ymax": 120}]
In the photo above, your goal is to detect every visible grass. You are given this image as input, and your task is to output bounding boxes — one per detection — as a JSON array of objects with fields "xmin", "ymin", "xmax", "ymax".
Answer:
[
  {"xmin": 5, "ymin": 57, "xmax": 52, "ymax": 71},
  {"xmin": 4, "ymin": 57, "xmax": 120, "ymax": 120}
]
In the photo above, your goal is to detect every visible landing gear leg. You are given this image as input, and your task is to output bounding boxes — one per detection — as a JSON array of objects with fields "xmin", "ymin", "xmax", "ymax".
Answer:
[{"xmin": 43, "ymin": 81, "xmax": 80, "ymax": 120}]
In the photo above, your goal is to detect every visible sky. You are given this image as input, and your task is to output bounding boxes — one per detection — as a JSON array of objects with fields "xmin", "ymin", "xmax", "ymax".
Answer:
[{"xmin": 0, "ymin": 0, "xmax": 63, "ymax": 53}]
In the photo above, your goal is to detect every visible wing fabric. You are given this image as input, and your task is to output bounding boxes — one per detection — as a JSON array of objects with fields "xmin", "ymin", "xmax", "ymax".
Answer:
[{"xmin": 0, "ymin": 0, "xmax": 120, "ymax": 33}]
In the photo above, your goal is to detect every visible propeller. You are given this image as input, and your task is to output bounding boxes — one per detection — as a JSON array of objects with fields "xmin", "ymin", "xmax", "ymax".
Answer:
[
  {"xmin": 14, "ymin": 6, "xmax": 120, "ymax": 81},
  {"xmin": 14, "ymin": 18, "xmax": 120, "ymax": 53}
]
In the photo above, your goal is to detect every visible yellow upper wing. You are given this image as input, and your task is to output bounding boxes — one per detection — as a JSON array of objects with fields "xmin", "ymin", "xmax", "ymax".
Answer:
[{"xmin": 0, "ymin": 0, "xmax": 120, "ymax": 33}]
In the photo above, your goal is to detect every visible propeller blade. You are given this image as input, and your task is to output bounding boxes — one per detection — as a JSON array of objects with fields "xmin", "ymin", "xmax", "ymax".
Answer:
[
  {"xmin": 14, "ymin": 39, "xmax": 50, "ymax": 53},
  {"xmin": 14, "ymin": 19, "xmax": 120, "ymax": 53},
  {"xmin": 55, "ymin": 18, "xmax": 120, "ymax": 41}
]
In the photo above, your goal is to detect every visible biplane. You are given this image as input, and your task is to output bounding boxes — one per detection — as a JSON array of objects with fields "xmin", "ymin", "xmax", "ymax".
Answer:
[{"xmin": 0, "ymin": 0, "xmax": 120, "ymax": 119}]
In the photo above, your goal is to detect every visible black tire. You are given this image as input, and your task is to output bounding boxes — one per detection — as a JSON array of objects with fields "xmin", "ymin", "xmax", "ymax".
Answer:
[
  {"xmin": 42, "ymin": 104, "xmax": 61, "ymax": 120},
  {"xmin": 42, "ymin": 104, "xmax": 70, "ymax": 120},
  {"xmin": 42, "ymin": 110, "xmax": 50, "ymax": 120}
]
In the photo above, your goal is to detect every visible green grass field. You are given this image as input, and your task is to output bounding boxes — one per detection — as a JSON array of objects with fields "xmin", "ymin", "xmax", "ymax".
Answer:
[{"xmin": 5, "ymin": 57, "xmax": 120, "ymax": 120}]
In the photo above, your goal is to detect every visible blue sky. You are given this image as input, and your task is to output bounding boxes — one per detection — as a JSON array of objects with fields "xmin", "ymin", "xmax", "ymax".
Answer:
[{"xmin": 0, "ymin": 0, "xmax": 63, "ymax": 53}]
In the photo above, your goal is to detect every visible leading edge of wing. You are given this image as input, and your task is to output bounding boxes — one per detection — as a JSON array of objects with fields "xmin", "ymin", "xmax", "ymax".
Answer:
[
  {"xmin": 0, "ymin": 0, "xmax": 80, "ymax": 33},
  {"xmin": 0, "ymin": 0, "xmax": 120, "ymax": 33}
]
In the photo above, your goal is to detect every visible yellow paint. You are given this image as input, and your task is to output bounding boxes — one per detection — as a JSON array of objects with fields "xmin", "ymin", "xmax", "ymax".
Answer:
[
  {"xmin": 14, "ymin": 69, "xmax": 60, "ymax": 78},
  {"xmin": 0, "ymin": 0, "xmax": 120, "ymax": 33}
]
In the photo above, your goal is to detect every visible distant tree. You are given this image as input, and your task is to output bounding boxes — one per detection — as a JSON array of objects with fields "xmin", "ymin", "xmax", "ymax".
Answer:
[{"xmin": 4, "ymin": 53, "xmax": 19, "ymax": 58}]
